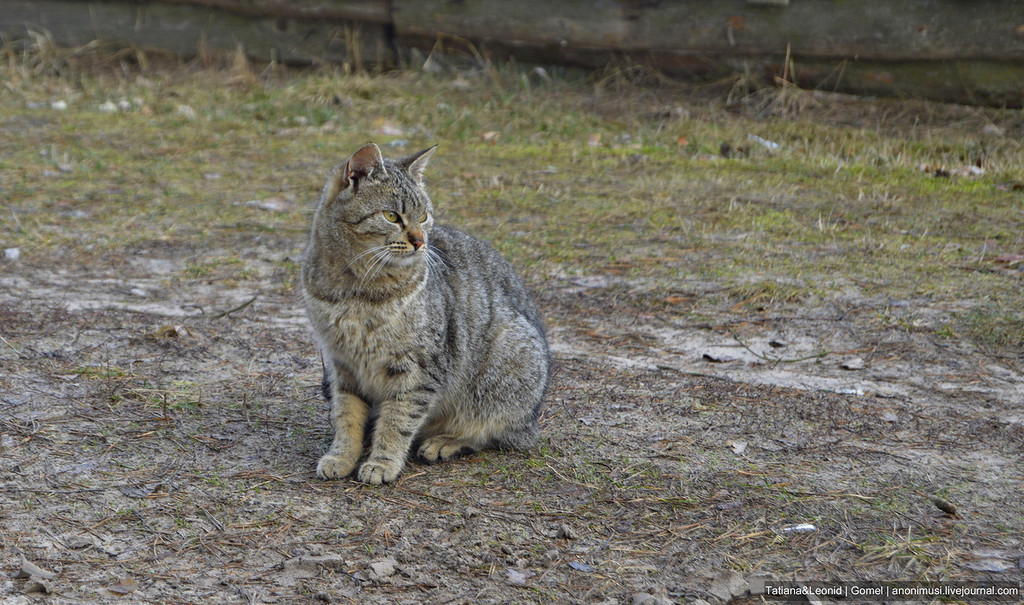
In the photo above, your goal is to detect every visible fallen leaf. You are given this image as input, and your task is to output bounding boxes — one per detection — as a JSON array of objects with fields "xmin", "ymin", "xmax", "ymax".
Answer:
[
  {"xmin": 965, "ymin": 559, "xmax": 1015, "ymax": 573},
  {"xmin": 481, "ymin": 131, "xmax": 500, "ymax": 143},
  {"xmin": 507, "ymin": 568, "xmax": 533, "ymax": 585},
  {"xmin": 676, "ymin": 135, "xmax": 689, "ymax": 147},
  {"xmin": 932, "ymin": 497, "xmax": 957, "ymax": 516},
  {"xmin": 119, "ymin": 482, "xmax": 165, "ymax": 499},
  {"xmin": 107, "ymin": 578, "xmax": 139, "ymax": 594},
  {"xmin": 726, "ymin": 440, "xmax": 747, "ymax": 455}
]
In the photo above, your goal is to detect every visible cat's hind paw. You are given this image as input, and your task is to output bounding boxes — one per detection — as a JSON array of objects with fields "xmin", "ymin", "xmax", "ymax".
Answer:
[
  {"xmin": 417, "ymin": 436, "xmax": 477, "ymax": 464},
  {"xmin": 357, "ymin": 459, "xmax": 403, "ymax": 485}
]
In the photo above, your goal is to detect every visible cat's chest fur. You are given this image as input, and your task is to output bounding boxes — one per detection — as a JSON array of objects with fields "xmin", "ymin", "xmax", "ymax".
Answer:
[{"xmin": 306, "ymin": 284, "xmax": 426, "ymax": 403}]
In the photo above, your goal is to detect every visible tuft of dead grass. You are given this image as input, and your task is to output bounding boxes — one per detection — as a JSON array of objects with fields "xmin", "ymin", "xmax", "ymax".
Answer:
[{"xmin": 1, "ymin": 37, "xmax": 1023, "ymax": 603}]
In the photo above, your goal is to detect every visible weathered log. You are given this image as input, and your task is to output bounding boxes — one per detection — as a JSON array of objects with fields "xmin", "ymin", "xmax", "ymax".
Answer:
[{"xmin": 2, "ymin": 0, "xmax": 1024, "ymax": 106}]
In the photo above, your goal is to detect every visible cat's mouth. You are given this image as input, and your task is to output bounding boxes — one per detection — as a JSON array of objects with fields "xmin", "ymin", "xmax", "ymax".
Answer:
[{"xmin": 388, "ymin": 249, "xmax": 423, "ymax": 267}]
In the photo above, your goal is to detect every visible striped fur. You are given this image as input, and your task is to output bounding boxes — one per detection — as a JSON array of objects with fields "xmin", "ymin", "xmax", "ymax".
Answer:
[{"xmin": 301, "ymin": 143, "xmax": 549, "ymax": 485}]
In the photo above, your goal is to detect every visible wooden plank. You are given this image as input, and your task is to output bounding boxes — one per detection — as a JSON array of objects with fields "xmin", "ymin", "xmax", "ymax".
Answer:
[
  {"xmin": 390, "ymin": 0, "xmax": 1024, "ymax": 62},
  {"xmin": 0, "ymin": 0, "xmax": 393, "ymax": 67},
  {"xmin": 153, "ymin": 0, "xmax": 389, "ymax": 22},
  {"xmin": 389, "ymin": 0, "xmax": 1024, "ymax": 106},
  {"xmin": 2, "ymin": 0, "xmax": 1024, "ymax": 106}
]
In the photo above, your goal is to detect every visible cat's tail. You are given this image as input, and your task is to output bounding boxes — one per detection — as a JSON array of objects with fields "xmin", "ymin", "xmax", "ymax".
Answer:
[{"xmin": 319, "ymin": 353, "xmax": 333, "ymax": 402}]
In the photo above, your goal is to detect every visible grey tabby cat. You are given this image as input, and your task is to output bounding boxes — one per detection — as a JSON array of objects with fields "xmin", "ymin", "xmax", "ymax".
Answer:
[{"xmin": 301, "ymin": 142, "xmax": 550, "ymax": 485}]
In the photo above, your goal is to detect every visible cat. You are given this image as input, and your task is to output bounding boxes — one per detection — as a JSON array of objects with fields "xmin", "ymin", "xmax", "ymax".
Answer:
[{"xmin": 301, "ymin": 142, "xmax": 550, "ymax": 485}]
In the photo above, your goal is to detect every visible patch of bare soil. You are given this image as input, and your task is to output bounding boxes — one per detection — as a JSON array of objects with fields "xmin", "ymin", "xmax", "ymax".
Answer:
[{"xmin": 2, "ymin": 244, "xmax": 1023, "ymax": 604}]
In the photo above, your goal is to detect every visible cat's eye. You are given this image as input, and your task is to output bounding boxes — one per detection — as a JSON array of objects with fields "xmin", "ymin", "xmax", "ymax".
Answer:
[
  {"xmin": 419, "ymin": 213, "xmax": 428, "ymax": 222},
  {"xmin": 383, "ymin": 211, "xmax": 400, "ymax": 223}
]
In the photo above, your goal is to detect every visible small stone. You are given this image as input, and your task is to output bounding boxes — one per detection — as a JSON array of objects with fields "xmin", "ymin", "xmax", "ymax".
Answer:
[
  {"xmin": 24, "ymin": 578, "xmax": 53, "ymax": 594},
  {"xmin": 709, "ymin": 570, "xmax": 749, "ymax": 601},
  {"xmin": 368, "ymin": 556, "xmax": 398, "ymax": 579},
  {"xmin": 556, "ymin": 523, "xmax": 576, "ymax": 539},
  {"xmin": 15, "ymin": 556, "xmax": 56, "ymax": 580},
  {"xmin": 4, "ymin": 248, "xmax": 20, "ymax": 261},
  {"xmin": 98, "ymin": 101, "xmax": 118, "ymax": 113},
  {"xmin": 66, "ymin": 536, "xmax": 93, "ymax": 549},
  {"xmin": 542, "ymin": 549, "xmax": 559, "ymax": 567},
  {"xmin": 840, "ymin": 357, "xmax": 865, "ymax": 370}
]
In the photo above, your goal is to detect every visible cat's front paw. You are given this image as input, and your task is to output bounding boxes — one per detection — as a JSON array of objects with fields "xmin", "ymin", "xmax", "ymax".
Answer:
[
  {"xmin": 316, "ymin": 452, "xmax": 358, "ymax": 480},
  {"xmin": 357, "ymin": 459, "xmax": 403, "ymax": 485}
]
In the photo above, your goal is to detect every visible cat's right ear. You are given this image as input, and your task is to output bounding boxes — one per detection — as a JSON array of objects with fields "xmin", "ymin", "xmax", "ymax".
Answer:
[
  {"xmin": 321, "ymin": 143, "xmax": 386, "ymax": 204},
  {"xmin": 346, "ymin": 143, "xmax": 385, "ymax": 184}
]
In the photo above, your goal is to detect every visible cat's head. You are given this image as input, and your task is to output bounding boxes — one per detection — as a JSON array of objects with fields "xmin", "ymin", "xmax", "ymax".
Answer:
[{"xmin": 316, "ymin": 143, "xmax": 437, "ymax": 272}]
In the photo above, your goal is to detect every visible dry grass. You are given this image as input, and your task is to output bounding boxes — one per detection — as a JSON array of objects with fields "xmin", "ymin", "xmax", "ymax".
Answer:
[{"xmin": 1, "ymin": 37, "xmax": 1023, "ymax": 603}]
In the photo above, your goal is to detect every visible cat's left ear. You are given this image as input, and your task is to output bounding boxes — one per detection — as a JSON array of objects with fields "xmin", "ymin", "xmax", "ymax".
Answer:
[{"xmin": 401, "ymin": 145, "xmax": 437, "ymax": 185}]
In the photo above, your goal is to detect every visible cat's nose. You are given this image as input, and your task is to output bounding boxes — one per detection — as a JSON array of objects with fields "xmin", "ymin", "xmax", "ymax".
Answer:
[{"xmin": 409, "ymin": 230, "xmax": 425, "ymax": 250}]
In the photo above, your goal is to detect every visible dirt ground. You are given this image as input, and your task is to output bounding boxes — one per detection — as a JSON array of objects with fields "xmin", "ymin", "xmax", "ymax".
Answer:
[
  {"xmin": 2, "ymin": 223, "xmax": 1023, "ymax": 604},
  {"xmin": 1, "ymin": 40, "xmax": 1023, "ymax": 603}
]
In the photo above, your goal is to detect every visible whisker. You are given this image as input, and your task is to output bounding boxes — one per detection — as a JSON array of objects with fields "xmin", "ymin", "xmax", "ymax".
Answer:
[
  {"xmin": 358, "ymin": 249, "xmax": 391, "ymax": 290},
  {"xmin": 365, "ymin": 254, "xmax": 391, "ymax": 285},
  {"xmin": 424, "ymin": 252, "xmax": 439, "ymax": 280},
  {"xmin": 342, "ymin": 245, "xmax": 389, "ymax": 274},
  {"xmin": 427, "ymin": 248, "xmax": 451, "ymax": 273}
]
